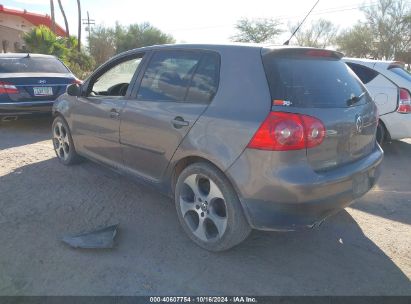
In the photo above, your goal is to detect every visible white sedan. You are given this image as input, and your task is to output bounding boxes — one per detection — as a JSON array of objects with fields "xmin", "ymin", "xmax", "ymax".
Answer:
[{"xmin": 343, "ymin": 58, "xmax": 411, "ymax": 144}]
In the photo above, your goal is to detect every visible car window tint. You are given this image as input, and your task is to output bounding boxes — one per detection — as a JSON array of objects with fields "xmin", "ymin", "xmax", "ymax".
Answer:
[
  {"xmin": 263, "ymin": 55, "xmax": 368, "ymax": 108},
  {"xmin": 186, "ymin": 53, "xmax": 220, "ymax": 103},
  {"xmin": 0, "ymin": 57, "xmax": 69, "ymax": 73},
  {"xmin": 389, "ymin": 67, "xmax": 411, "ymax": 82},
  {"xmin": 92, "ymin": 57, "xmax": 142, "ymax": 96},
  {"xmin": 137, "ymin": 51, "xmax": 201, "ymax": 101},
  {"xmin": 346, "ymin": 63, "xmax": 379, "ymax": 84}
]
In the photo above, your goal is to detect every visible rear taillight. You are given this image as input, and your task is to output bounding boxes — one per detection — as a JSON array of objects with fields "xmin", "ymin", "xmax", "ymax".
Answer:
[
  {"xmin": 397, "ymin": 88, "xmax": 411, "ymax": 113},
  {"xmin": 72, "ymin": 79, "xmax": 83, "ymax": 85},
  {"xmin": 247, "ymin": 112, "xmax": 326, "ymax": 151},
  {"xmin": 0, "ymin": 82, "xmax": 18, "ymax": 94}
]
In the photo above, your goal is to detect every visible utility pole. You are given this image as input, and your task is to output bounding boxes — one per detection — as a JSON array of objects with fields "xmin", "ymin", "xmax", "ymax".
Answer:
[{"xmin": 82, "ymin": 11, "xmax": 95, "ymax": 52}]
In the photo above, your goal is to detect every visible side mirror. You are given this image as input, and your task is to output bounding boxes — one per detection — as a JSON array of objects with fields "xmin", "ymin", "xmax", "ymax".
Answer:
[{"xmin": 67, "ymin": 83, "xmax": 81, "ymax": 97}]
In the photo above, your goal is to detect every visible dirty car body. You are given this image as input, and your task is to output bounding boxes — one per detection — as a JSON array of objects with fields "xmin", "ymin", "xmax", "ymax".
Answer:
[{"xmin": 53, "ymin": 44, "xmax": 383, "ymax": 249}]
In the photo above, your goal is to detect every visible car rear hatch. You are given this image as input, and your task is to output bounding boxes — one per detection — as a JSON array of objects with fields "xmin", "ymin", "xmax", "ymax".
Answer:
[
  {"xmin": 261, "ymin": 48, "xmax": 378, "ymax": 171},
  {"xmin": 0, "ymin": 56, "xmax": 75, "ymax": 103}
]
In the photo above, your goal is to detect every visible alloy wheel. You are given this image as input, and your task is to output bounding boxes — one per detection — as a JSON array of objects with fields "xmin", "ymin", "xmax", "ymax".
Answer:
[
  {"xmin": 53, "ymin": 121, "xmax": 70, "ymax": 161},
  {"xmin": 179, "ymin": 174, "xmax": 228, "ymax": 242}
]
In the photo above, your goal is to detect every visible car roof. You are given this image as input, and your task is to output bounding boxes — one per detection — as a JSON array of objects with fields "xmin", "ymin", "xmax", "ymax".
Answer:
[
  {"xmin": 115, "ymin": 43, "xmax": 343, "ymax": 60},
  {"xmin": 0, "ymin": 53, "xmax": 57, "ymax": 59},
  {"xmin": 343, "ymin": 57, "xmax": 405, "ymax": 70}
]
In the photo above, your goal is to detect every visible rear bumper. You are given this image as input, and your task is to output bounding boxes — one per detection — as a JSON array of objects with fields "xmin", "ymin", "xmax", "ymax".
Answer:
[
  {"xmin": 381, "ymin": 112, "xmax": 411, "ymax": 140},
  {"xmin": 0, "ymin": 101, "xmax": 54, "ymax": 117},
  {"xmin": 226, "ymin": 145, "xmax": 384, "ymax": 231}
]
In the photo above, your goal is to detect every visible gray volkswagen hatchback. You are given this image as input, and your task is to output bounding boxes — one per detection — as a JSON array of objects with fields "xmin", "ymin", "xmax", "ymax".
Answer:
[{"xmin": 52, "ymin": 44, "xmax": 383, "ymax": 251}]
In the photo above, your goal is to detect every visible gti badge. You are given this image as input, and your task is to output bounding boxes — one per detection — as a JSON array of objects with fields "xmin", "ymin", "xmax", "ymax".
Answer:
[
  {"xmin": 356, "ymin": 115, "xmax": 363, "ymax": 133},
  {"xmin": 38, "ymin": 80, "xmax": 47, "ymax": 84}
]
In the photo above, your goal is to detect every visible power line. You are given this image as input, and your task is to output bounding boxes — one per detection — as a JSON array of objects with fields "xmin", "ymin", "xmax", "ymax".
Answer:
[{"xmin": 169, "ymin": 0, "xmax": 411, "ymax": 32}]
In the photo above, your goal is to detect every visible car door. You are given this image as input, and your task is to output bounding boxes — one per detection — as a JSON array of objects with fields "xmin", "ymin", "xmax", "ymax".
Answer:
[
  {"xmin": 119, "ymin": 49, "xmax": 220, "ymax": 181},
  {"xmin": 70, "ymin": 53, "xmax": 145, "ymax": 167}
]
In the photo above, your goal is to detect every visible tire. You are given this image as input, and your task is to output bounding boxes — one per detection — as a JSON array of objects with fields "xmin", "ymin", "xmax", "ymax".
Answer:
[
  {"xmin": 376, "ymin": 121, "xmax": 386, "ymax": 146},
  {"xmin": 51, "ymin": 115, "xmax": 81, "ymax": 165},
  {"xmin": 174, "ymin": 162, "xmax": 251, "ymax": 251}
]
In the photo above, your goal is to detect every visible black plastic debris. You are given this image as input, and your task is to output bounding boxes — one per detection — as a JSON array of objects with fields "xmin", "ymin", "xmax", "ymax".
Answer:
[{"xmin": 62, "ymin": 224, "xmax": 118, "ymax": 249}]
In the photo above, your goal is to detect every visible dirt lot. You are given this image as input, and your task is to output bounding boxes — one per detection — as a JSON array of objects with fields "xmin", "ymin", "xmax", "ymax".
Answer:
[{"xmin": 0, "ymin": 117, "xmax": 410, "ymax": 296}]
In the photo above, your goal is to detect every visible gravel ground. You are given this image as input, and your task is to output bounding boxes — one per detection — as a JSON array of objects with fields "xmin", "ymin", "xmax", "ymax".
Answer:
[{"xmin": 0, "ymin": 117, "xmax": 410, "ymax": 296}]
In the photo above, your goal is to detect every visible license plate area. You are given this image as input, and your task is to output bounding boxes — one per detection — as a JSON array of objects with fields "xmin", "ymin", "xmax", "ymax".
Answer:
[
  {"xmin": 33, "ymin": 87, "xmax": 53, "ymax": 96},
  {"xmin": 353, "ymin": 172, "xmax": 371, "ymax": 197}
]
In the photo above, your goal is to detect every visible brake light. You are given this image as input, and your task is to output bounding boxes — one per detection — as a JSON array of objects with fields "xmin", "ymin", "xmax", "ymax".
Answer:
[
  {"xmin": 0, "ymin": 82, "xmax": 18, "ymax": 94},
  {"xmin": 397, "ymin": 88, "xmax": 411, "ymax": 113},
  {"xmin": 247, "ymin": 112, "xmax": 326, "ymax": 151},
  {"xmin": 304, "ymin": 50, "xmax": 335, "ymax": 58}
]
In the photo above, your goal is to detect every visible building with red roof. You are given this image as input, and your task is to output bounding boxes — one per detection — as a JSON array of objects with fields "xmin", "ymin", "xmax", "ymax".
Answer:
[{"xmin": 0, "ymin": 4, "xmax": 67, "ymax": 53}]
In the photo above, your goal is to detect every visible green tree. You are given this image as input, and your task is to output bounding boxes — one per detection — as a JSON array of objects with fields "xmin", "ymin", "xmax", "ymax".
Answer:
[
  {"xmin": 288, "ymin": 19, "xmax": 338, "ymax": 48},
  {"xmin": 336, "ymin": 24, "xmax": 375, "ymax": 57},
  {"xmin": 88, "ymin": 23, "xmax": 175, "ymax": 66},
  {"xmin": 362, "ymin": 0, "xmax": 411, "ymax": 59},
  {"xmin": 88, "ymin": 25, "xmax": 116, "ymax": 66},
  {"xmin": 115, "ymin": 22, "xmax": 175, "ymax": 53},
  {"xmin": 23, "ymin": 25, "xmax": 67, "ymax": 57},
  {"xmin": 231, "ymin": 18, "xmax": 283, "ymax": 43},
  {"xmin": 23, "ymin": 25, "xmax": 95, "ymax": 79}
]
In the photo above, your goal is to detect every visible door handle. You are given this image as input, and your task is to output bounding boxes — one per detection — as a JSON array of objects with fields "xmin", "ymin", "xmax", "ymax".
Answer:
[
  {"xmin": 110, "ymin": 108, "xmax": 120, "ymax": 119},
  {"xmin": 171, "ymin": 116, "xmax": 189, "ymax": 128}
]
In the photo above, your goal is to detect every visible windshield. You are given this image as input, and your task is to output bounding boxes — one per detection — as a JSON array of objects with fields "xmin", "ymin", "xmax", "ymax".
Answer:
[
  {"xmin": 0, "ymin": 57, "xmax": 70, "ymax": 74},
  {"xmin": 262, "ymin": 55, "xmax": 368, "ymax": 108},
  {"xmin": 389, "ymin": 66, "xmax": 411, "ymax": 82}
]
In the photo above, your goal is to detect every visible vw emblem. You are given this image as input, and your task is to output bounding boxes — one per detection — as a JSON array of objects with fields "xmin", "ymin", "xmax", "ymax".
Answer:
[
  {"xmin": 356, "ymin": 115, "xmax": 363, "ymax": 133},
  {"xmin": 38, "ymin": 80, "xmax": 47, "ymax": 84}
]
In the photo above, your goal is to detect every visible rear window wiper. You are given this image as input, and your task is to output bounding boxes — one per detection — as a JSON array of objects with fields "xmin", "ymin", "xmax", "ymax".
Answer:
[{"xmin": 346, "ymin": 91, "xmax": 366, "ymax": 106}]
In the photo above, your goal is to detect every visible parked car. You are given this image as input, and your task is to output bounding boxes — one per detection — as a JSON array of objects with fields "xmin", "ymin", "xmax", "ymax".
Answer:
[
  {"xmin": 343, "ymin": 58, "xmax": 411, "ymax": 144},
  {"xmin": 52, "ymin": 45, "xmax": 383, "ymax": 251},
  {"xmin": 0, "ymin": 53, "xmax": 79, "ymax": 122}
]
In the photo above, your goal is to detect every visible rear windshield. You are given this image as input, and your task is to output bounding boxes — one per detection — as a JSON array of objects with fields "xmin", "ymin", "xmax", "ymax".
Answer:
[
  {"xmin": 389, "ymin": 66, "xmax": 411, "ymax": 82},
  {"xmin": 0, "ymin": 57, "xmax": 69, "ymax": 73},
  {"xmin": 262, "ymin": 54, "xmax": 368, "ymax": 108}
]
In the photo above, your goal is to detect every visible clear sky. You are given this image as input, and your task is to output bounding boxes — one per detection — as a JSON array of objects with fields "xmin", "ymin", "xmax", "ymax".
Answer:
[{"xmin": 1, "ymin": 0, "xmax": 371, "ymax": 44}]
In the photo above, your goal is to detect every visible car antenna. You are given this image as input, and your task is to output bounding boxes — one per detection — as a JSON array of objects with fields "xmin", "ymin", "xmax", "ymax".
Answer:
[{"xmin": 283, "ymin": 0, "xmax": 320, "ymax": 45}]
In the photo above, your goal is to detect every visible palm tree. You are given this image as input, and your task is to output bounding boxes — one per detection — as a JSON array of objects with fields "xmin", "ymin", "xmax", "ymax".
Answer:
[
  {"xmin": 49, "ymin": 0, "xmax": 56, "ymax": 34},
  {"xmin": 57, "ymin": 0, "xmax": 70, "ymax": 45},
  {"xmin": 76, "ymin": 0, "xmax": 82, "ymax": 52}
]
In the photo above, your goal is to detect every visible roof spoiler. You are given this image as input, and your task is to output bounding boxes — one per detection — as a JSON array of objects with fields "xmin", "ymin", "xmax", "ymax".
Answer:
[
  {"xmin": 388, "ymin": 61, "xmax": 405, "ymax": 69},
  {"xmin": 262, "ymin": 47, "xmax": 344, "ymax": 59}
]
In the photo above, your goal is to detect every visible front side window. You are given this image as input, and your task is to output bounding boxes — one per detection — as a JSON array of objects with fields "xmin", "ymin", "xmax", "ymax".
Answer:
[
  {"xmin": 137, "ymin": 50, "xmax": 220, "ymax": 103},
  {"xmin": 90, "ymin": 56, "xmax": 142, "ymax": 97}
]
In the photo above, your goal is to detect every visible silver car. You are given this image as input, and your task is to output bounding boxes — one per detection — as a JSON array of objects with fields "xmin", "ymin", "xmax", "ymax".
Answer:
[{"xmin": 52, "ymin": 44, "xmax": 383, "ymax": 251}]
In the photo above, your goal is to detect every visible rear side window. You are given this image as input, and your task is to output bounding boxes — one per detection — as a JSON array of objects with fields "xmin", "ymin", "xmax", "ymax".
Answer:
[
  {"xmin": 186, "ymin": 53, "xmax": 220, "ymax": 103},
  {"xmin": 346, "ymin": 62, "xmax": 379, "ymax": 84},
  {"xmin": 137, "ymin": 50, "xmax": 219, "ymax": 103},
  {"xmin": 0, "ymin": 57, "xmax": 70, "ymax": 73},
  {"xmin": 389, "ymin": 66, "xmax": 411, "ymax": 82},
  {"xmin": 262, "ymin": 54, "xmax": 368, "ymax": 108}
]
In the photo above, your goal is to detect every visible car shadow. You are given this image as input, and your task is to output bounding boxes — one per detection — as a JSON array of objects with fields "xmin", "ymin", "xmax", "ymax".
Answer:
[
  {"xmin": 350, "ymin": 140, "xmax": 411, "ymax": 226},
  {"xmin": 0, "ymin": 117, "xmax": 52, "ymax": 150},
  {"xmin": 0, "ymin": 158, "xmax": 410, "ymax": 295}
]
